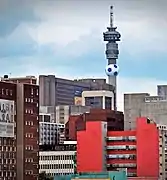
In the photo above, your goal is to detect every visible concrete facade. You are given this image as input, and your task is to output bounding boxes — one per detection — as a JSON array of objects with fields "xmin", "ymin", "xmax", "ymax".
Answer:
[{"xmin": 124, "ymin": 90, "xmax": 167, "ymax": 130}]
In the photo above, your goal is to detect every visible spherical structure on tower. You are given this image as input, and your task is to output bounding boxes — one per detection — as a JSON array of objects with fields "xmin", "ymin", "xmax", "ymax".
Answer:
[{"xmin": 105, "ymin": 64, "xmax": 119, "ymax": 76}]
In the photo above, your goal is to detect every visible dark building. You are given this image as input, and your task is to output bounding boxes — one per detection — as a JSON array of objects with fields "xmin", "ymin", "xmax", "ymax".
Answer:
[
  {"xmin": 17, "ymin": 83, "xmax": 39, "ymax": 180},
  {"xmin": 0, "ymin": 82, "xmax": 17, "ymax": 180},
  {"xmin": 39, "ymin": 75, "xmax": 114, "ymax": 106},
  {"xmin": 65, "ymin": 109, "xmax": 124, "ymax": 141},
  {"xmin": 0, "ymin": 81, "xmax": 39, "ymax": 180}
]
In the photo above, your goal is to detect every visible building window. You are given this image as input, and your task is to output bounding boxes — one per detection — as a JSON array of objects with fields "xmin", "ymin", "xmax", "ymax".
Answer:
[
  {"xmin": 31, "ymin": 88, "xmax": 34, "ymax": 95},
  {"xmin": 10, "ymin": 90, "xmax": 13, "ymax": 96},
  {"xmin": 6, "ymin": 89, "xmax": 9, "ymax": 95}
]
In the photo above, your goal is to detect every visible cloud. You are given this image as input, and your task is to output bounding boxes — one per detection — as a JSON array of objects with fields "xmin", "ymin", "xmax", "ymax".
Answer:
[
  {"xmin": 0, "ymin": 0, "xmax": 40, "ymax": 37},
  {"xmin": 0, "ymin": 24, "xmax": 38, "ymax": 58}
]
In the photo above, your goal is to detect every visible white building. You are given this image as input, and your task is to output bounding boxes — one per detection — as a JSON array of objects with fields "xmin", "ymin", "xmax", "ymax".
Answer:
[
  {"xmin": 82, "ymin": 90, "xmax": 114, "ymax": 110},
  {"xmin": 39, "ymin": 143, "xmax": 76, "ymax": 177},
  {"xmin": 39, "ymin": 121, "xmax": 65, "ymax": 145}
]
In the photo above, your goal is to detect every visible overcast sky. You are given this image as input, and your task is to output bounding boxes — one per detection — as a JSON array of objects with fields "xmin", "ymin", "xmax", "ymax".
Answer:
[{"xmin": 1, "ymin": 0, "xmax": 167, "ymax": 110}]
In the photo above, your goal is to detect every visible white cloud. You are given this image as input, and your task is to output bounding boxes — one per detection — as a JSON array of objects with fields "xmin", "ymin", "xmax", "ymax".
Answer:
[{"xmin": 25, "ymin": 0, "xmax": 167, "ymax": 57}]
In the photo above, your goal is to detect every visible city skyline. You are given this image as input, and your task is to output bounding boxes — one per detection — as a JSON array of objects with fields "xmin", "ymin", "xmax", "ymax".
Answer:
[{"xmin": 1, "ymin": 0, "xmax": 167, "ymax": 110}]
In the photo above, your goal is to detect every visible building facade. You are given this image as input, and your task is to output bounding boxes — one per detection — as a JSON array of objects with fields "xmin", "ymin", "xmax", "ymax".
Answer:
[
  {"xmin": 39, "ymin": 75, "xmax": 114, "ymax": 107},
  {"xmin": 40, "ymin": 105, "xmax": 91, "ymax": 124},
  {"xmin": 65, "ymin": 109, "xmax": 124, "ymax": 141},
  {"xmin": 17, "ymin": 83, "xmax": 39, "ymax": 180},
  {"xmin": 76, "ymin": 117, "xmax": 162, "ymax": 179},
  {"xmin": 82, "ymin": 90, "xmax": 114, "ymax": 110},
  {"xmin": 0, "ymin": 81, "xmax": 39, "ymax": 180},
  {"xmin": 0, "ymin": 82, "xmax": 17, "ymax": 180},
  {"xmin": 124, "ymin": 88, "xmax": 167, "ymax": 130},
  {"xmin": 39, "ymin": 143, "xmax": 76, "ymax": 177},
  {"xmin": 39, "ymin": 121, "xmax": 65, "ymax": 145}
]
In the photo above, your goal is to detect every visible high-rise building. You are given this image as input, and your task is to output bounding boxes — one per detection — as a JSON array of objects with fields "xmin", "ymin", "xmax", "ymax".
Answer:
[
  {"xmin": 39, "ymin": 75, "xmax": 114, "ymax": 107},
  {"xmin": 0, "ymin": 81, "xmax": 39, "ymax": 180},
  {"xmin": 76, "ymin": 117, "xmax": 163, "ymax": 179},
  {"xmin": 103, "ymin": 6, "xmax": 121, "ymax": 110},
  {"xmin": 0, "ymin": 82, "xmax": 17, "ymax": 180},
  {"xmin": 124, "ymin": 86, "xmax": 167, "ymax": 130}
]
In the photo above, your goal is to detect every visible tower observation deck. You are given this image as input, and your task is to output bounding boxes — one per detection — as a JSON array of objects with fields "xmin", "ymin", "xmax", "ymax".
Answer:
[{"xmin": 103, "ymin": 6, "xmax": 121, "ymax": 110}]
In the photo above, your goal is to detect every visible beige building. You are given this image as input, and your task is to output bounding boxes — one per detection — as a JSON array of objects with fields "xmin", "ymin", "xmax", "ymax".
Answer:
[
  {"xmin": 124, "ymin": 92, "xmax": 167, "ymax": 130},
  {"xmin": 82, "ymin": 90, "xmax": 114, "ymax": 110}
]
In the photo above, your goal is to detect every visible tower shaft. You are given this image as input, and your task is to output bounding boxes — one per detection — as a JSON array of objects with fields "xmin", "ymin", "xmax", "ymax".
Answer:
[{"xmin": 103, "ymin": 6, "xmax": 121, "ymax": 110}]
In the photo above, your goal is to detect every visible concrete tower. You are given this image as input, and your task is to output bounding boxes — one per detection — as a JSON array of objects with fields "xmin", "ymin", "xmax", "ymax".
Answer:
[{"xmin": 103, "ymin": 6, "xmax": 121, "ymax": 110}]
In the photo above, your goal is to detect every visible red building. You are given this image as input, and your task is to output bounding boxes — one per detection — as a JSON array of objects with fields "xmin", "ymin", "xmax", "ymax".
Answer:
[
  {"xmin": 77, "ymin": 117, "xmax": 159, "ymax": 179},
  {"xmin": 65, "ymin": 109, "xmax": 124, "ymax": 141}
]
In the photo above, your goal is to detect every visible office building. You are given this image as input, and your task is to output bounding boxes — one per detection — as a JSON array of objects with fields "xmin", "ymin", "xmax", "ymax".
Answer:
[
  {"xmin": 124, "ymin": 85, "xmax": 167, "ymax": 130},
  {"xmin": 39, "ymin": 75, "xmax": 114, "ymax": 107},
  {"xmin": 39, "ymin": 121, "xmax": 65, "ymax": 145},
  {"xmin": 82, "ymin": 90, "xmax": 114, "ymax": 110},
  {"xmin": 76, "ymin": 117, "xmax": 165, "ymax": 179},
  {"xmin": 40, "ymin": 105, "xmax": 91, "ymax": 124},
  {"xmin": 65, "ymin": 109, "xmax": 124, "ymax": 141},
  {"xmin": 0, "ymin": 81, "xmax": 39, "ymax": 180},
  {"xmin": 39, "ymin": 142, "xmax": 76, "ymax": 177}
]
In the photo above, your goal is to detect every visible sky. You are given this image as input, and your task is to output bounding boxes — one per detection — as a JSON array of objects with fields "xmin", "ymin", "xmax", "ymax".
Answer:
[{"xmin": 1, "ymin": 0, "xmax": 167, "ymax": 111}]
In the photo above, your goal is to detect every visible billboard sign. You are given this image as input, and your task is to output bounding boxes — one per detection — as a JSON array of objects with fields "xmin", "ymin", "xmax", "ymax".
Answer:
[{"xmin": 0, "ymin": 99, "xmax": 15, "ymax": 137}]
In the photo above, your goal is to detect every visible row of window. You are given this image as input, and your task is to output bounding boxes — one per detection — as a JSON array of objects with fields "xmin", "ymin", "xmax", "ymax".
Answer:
[
  {"xmin": 25, "ymin": 170, "xmax": 33, "ymax": 175},
  {"xmin": 40, "ymin": 155, "xmax": 75, "ymax": 161},
  {"xmin": 30, "ymin": 88, "xmax": 38, "ymax": 96},
  {"xmin": 25, "ymin": 133, "xmax": 34, "ymax": 138},
  {"xmin": 25, "ymin": 145, "xmax": 34, "ymax": 150},
  {"xmin": 0, "ymin": 89, "xmax": 13, "ymax": 96},
  {"xmin": 40, "ymin": 163, "xmax": 74, "ymax": 170},
  {"xmin": 0, "ymin": 152, "xmax": 15, "ymax": 158},
  {"xmin": 25, "ymin": 121, "xmax": 34, "ymax": 126},
  {"xmin": 0, "ymin": 146, "xmax": 16, "ymax": 152},
  {"xmin": 107, "ymin": 145, "xmax": 136, "ymax": 150},
  {"xmin": 25, "ymin": 98, "xmax": 38, "ymax": 104},
  {"xmin": 107, "ymin": 154, "xmax": 136, "ymax": 159},
  {"xmin": 0, "ymin": 139, "xmax": 15, "ymax": 145},
  {"xmin": 0, "ymin": 159, "xmax": 16, "ymax": 164},
  {"xmin": 46, "ymin": 172, "xmax": 73, "ymax": 177},
  {"xmin": 0, "ymin": 171, "xmax": 16, "ymax": 178},
  {"xmin": 25, "ymin": 158, "xmax": 33, "ymax": 163}
]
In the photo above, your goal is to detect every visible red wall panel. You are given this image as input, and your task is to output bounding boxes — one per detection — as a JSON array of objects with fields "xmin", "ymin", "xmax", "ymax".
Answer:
[
  {"xmin": 77, "ymin": 121, "xmax": 104, "ymax": 172},
  {"xmin": 136, "ymin": 118, "xmax": 159, "ymax": 178}
]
